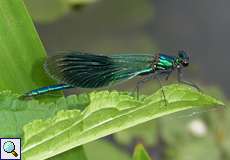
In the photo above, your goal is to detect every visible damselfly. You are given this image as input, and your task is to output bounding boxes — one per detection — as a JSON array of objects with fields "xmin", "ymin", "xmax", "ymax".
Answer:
[{"xmin": 22, "ymin": 50, "xmax": 199, "ymax": 99}]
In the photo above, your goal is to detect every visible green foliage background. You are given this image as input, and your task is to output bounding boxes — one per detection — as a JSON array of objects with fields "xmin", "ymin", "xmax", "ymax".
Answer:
[{"xmin": 0, "ymin": 0, "xmax": 227, "ymax": 160}]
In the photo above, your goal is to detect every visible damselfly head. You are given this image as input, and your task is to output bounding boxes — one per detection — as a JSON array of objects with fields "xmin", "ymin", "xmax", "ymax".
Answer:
[{"xmin": 177, "ymin": 50, "xmax": 189, "ymax": 67}]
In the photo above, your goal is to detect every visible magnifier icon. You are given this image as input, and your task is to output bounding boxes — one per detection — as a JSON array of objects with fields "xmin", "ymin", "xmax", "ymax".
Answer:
[{"xmin": 3, "ymin": 141, "xmax": 18, "ymax": 157}]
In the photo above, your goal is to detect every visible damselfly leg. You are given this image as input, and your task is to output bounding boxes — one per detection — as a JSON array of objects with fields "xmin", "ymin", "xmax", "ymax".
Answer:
[
  {"xmin": 135, "ymin": 70, "xmax": 171, "ymax": 105},
  {"xmin": 155, "ymin": 73, "xmax": 167, "ymax": 105}
]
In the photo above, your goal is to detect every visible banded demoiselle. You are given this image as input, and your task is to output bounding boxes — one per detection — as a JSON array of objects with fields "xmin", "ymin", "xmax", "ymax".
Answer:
[{"xmin": 22, "ymin": 50, "xmax": 199, "ymax": 99}]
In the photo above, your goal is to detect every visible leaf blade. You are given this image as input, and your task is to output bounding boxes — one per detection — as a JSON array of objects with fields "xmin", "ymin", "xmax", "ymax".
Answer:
[
  {"xmin": 22, "ymin": 84, "xmax": 224, "ymax": 160},
  {"xmin": 0, "ymin": 0, "xmax": 54, "ymax": 94},
  {"xmin": 133, "ymin": 144, "xmax": 151, "ymax": 160}
]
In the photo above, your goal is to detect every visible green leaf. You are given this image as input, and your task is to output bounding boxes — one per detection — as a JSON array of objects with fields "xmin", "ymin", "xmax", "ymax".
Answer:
[
  {"xmin": 0, "ymin": 0, "xmax": 91, "ymax": 138},
  {"xmin": 84, "ymin": 140, "xmax": 131, "ymax": 160},
  {"xmin": 0, "ymin": 0, "xmax": 53, "ymax": 94},
  {"xmin": 22, "ymin": 84, "xmax": 224, "ymax": 160},
  {"xmin": 0, "ymin": 0, "xmax": 88, "ymax": 159},
  {"xmin": 133, "ymin": 144, "xmax": 151, "ymax": 160},
  {"xmin": 0, "ymin": 91, "xmax": 89, "ymax": 138},
  {"xmin": 0, "ymin": 91, "xmax": 62, "ymax": 138}
]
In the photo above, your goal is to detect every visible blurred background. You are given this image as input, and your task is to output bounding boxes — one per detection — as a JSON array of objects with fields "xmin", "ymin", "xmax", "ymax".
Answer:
[{"xmin": 23, "ymin": 0, "xmax": 230, "ymax": 159}]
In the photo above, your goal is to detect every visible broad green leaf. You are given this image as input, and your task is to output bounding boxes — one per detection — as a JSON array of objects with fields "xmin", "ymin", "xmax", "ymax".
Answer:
[
  {"xmin": 0, "ymin": 91, "xmax": 89, "ymax": 138},
  {"xmin": 0, "ymin": 0, "xmax": 90, "ymax": 138},
  {"xmin": 84, "ymin": 140, "xmax": 131, "ymax": 160},
  {"xmin": 133, "ymin": 144, "xmax": 151, "ymax": 160},
  {"xmin": 0, "ymin": 0, "xmax": 88, "ymax": 159},
  {"xmin": 0, "ymin": 0, "xmax": 54, "ymax": 94},
  {"xmin": 22, "ymin": 84, "xmax": 224, "ymax": 160}
]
